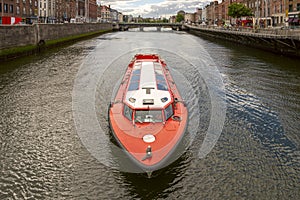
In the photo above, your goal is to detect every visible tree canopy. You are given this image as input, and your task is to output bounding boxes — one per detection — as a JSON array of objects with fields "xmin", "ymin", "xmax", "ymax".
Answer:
[
  {"xmin": 176, "ymin": 14, "xmax": 184, "ymax": 23},
  {"xmin": 228, "ymin": 3, "xmax": 253, "ymax": 18}
]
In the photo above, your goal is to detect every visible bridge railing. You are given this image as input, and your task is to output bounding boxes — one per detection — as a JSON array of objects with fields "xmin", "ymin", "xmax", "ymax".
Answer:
[{"xmin": 119, "ymin": 22, "xmax": 182, "ymax": 26}]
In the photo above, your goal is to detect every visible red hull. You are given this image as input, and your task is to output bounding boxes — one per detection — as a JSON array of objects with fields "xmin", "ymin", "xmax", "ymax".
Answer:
[{"xmin": 109, "ymin": 54, "xmax": 188, "ymax": 171}]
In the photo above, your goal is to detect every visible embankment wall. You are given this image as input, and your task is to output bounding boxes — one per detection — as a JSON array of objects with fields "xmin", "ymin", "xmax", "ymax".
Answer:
[
  {"xmin": 0, "ymin": 23, "xmax": 113, "ymax": 50},
  {"xmin": 185, "ymin": 25, "xmax": 300, "ymax": 58}
]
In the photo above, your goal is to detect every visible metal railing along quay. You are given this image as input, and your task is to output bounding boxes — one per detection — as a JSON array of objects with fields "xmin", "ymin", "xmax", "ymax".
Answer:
[{"xmin": 186, "ymin": 24, "xmax": 300, "ymax": 41}]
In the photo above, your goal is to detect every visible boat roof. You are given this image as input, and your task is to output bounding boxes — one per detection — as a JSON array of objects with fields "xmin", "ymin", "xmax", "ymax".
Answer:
[{"xmin": 125, "ymin": 58, "xmax": 172, "ymax": 109}]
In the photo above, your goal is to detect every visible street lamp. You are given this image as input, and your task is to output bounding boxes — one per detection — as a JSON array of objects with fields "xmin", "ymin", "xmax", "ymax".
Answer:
[
  {"xmin": 255, "ymin": 0, "xmax": 259, "ymax": 28},
  {"xmin": 264, "ymin": 0, "xmax": 267, "ymax": 27},
  {"xmin": 285, "ymin": 0, "xmax": 289, "ymax": 27}
]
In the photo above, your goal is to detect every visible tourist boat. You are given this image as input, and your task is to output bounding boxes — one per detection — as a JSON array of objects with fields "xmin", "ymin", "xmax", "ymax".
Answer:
[{"xmin": 109, "ymin": 54, "xmax": 188, "ymax": 174}]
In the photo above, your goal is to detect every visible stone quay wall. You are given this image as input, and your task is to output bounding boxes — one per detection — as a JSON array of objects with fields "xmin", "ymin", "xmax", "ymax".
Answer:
[
  {"xmin": 0, "ymin": 23, "xmax": 113, "ymax": 50},
  {"xmin": 185, "ymin": 25, "xmax": 300, "ymax": 58}
]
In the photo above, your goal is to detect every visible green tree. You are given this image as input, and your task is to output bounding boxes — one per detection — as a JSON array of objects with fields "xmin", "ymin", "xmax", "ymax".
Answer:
[
  {"xmin": 228, "ymin": 3, "xmax": 253, "ymax": 18},
  {"xmin": 162, "ymin": 18, "xmax": 168, "ymax": 23},
  {"xmin": 176, "ymin": 14, "xmax": 184, "ymax": 23}
]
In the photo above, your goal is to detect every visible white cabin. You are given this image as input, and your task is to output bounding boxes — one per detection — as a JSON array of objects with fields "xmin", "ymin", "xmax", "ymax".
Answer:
[{"xmin": 125, "ymin": 61, "xmax": 172, "ymax": 109}]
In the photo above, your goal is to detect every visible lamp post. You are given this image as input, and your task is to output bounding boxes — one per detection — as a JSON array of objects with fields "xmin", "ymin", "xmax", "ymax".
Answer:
[
  {"xmin": 264, "ymin": 0, "xmax": 268, "ymax": 27},
  {"xmin": 212, "ymin": 2, "xmax": 215, "ymax": 26},
  {"xmin": 285, "ymin": 0, "xmax": 288, "ymax": 27},
  {"xmin": 255, "ymin": 0, "xmax": 259, "ymax": 28}
]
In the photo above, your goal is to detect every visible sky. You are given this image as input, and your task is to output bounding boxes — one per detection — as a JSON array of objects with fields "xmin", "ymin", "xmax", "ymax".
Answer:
[{"xmin": 98, "ymin": 0, "xmax": 212, "ymax": 18}]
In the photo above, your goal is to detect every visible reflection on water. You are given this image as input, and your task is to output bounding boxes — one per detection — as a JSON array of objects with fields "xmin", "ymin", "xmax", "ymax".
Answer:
[{"xmin": 0, "ymin": 30, "xmax": 299, "ymax": 199}]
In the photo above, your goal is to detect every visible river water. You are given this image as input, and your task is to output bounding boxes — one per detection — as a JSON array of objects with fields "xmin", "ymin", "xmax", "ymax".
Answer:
[{"xmin": 0, "ymin": 28, "xmax": 299, "ymax": 199}]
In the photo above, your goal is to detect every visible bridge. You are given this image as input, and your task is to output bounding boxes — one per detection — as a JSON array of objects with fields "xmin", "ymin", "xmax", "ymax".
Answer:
[{"xmin": 115, "ymin": 22, "xmax": 184, "ymax": 31}]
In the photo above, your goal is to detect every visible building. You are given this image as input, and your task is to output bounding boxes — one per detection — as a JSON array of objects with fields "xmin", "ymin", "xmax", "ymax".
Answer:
[
  {"xmin": 202, "ymin": 0, "xmax": 300, "ymax": 27},
  {"xmin": 88, "ymin": 0, "xmax": 97, "ymax": 22},
  {"xmin": 169, "ymin": 15, "xmax": 176, "ymax": 23},
  {"xmin": 185, "ymin": 12, "xmax": 196, "ymax": 24},
  {"xmin": 99, "ymin": 5, "xmax": 110, "ymax": 22},
  {"xmin": 286, "ymin": 0, "xmax": 300, "ymax": 26},
  {"xmin": 0, "ymin": 0, "xmax": 39, "ymax": 24},
  {"xmin": 202, "ymin": 7, "xmax": 207, "ymax": 23},
  {"xmin": 269, "ymin": 0, "xmax": 285, "ymax": 26},
  {"xmin": 118, "ymin": 12, "xmax": 123, "ymax": 23},
  {"xmin": 47, "ymin": 0, "xmax": 97, "ymax": 23},
  {"xmin": 1, "ymin": 0, "xmax": 299, "ymax": 26},
  {"xmin": 110, "ymin": 8, "xmax": 118, "ymax": 22},
  {"xmin": 195, "ymin": 8, "xmax": 203, "ymax": 24},
  {"xmin": 0, "ymin": 0, "xmax": 14, "ymax": 18}
]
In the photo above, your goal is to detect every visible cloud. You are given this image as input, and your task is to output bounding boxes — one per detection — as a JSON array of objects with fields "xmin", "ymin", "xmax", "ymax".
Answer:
[{"xmin": 100, "ymin": 0, "xmax": 212, "ymax": 18}]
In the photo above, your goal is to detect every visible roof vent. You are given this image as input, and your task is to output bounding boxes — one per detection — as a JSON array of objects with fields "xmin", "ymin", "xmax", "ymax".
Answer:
[
  {"xmin": 161, "ymin": 97, "xmax": 168, "ymax": 103},
  {"xmin": 129, "ymin": 97, "xmax": 136, "ymax": 103},
  {"xmin": 142, "ymin": 87, "xmax": 154, "ymax": 94},
  {"xmin": 143, "ymin": 99, "xmax": 154, "ymax": 105}
]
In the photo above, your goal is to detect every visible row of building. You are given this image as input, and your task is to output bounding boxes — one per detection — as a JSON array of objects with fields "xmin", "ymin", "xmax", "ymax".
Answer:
[
  {"xmin": 0, "ymin": 0, "xmax": 299, "ymax": 26},
  {"xmin": 175, "ymin": 0, "xmax": 300, "ymax": 27},
  {"xmin": 0, "ymin": 0, "xmax": 124, "ymax": 24}
]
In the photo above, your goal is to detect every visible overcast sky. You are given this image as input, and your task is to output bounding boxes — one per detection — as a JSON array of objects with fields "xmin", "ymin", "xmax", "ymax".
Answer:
[{"xmin": 99, "ymin": 0, "xmax": 213, "ymax": 18}]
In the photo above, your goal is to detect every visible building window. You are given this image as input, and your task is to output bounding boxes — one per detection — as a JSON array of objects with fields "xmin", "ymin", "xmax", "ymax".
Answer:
[
  {"xmin": 0, "ymin": 3, "xmax": 2, "ymax": 13},
  {"xmin": 289, "ymin": 5, "xmax": 293, "ymax": 12},
  {"xmin": 4, "ymin": 4, "xmax": 8, "ymax": 13},
  {"xmin": 297, "ymin": 3, "xmax": 300, "ymax": 11},
  {"xmin": 35, "ymin": 1, "xmax": 37, "ymax": 7},
  {"xmin": 23, "ymin": 7, "xmax": 26, "ymax": 15},
  {"xmin": 30, "ymin": 8, "xmax": 32, "ymax": 15},
  {"xmin": 9, "ymin": 5, "xmax": 13, "ymax": 13},
  {"xmin": 17, "ymin": 6, "xmax": 20, "ymax": 14}
]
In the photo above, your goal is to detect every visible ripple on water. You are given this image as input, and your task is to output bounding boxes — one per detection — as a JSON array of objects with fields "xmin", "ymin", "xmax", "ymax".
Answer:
[{"xmin": 0, "ymin": 30, "xmax": 299, "ymax": 199}]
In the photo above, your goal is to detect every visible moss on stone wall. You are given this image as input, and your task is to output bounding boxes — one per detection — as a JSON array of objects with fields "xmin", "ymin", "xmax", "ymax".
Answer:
[{"xmin": 0, "ymin": 29, "xmax": 112, "ymax": 62}]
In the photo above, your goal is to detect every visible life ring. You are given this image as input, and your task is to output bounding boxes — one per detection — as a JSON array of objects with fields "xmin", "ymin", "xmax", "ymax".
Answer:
[{"xmin": 172, "ymin": 115, "xmax": 181, "ymax": 121}]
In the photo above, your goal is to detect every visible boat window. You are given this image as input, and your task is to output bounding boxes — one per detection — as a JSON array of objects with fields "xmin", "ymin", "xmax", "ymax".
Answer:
[
  {"xmin": 155, "ymin": 70, "xmax": 168, "ymax": 91},
  {"xmin": 164, "ymin": 104, "xmax": 174, "ymax": 120},
  {"xmin": 128, "ymin": 81, "xmax": 139, "ymax": 91},
  {"xmin": 124, "ymin": 104, "xmax": 133, "ymax": 121},
  {"xmin": 131, "ymin": 75, "xmax": 140, "ymax": 81},
  {"xmin": 135, "ymin": 110, "xmax": 163, "ymax": 123},
  {"xmin": 128, "ymin": 69, "xmax": 141, "ymax": 91},
  {"xmin": 157, "ymin": 83, "xmax": 168, "ymax": 90},
  {"xmin": 156, "ymin": 74, "xmax": 165, "ymax": 81},
  {"xmin": 132, "ymin": 69, "xmax": 141, "ymax": 75}
]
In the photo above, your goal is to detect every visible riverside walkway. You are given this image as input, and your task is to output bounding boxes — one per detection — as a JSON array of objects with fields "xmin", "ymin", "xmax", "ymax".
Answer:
[{"xmin": 185, "ymin": 24, "xmax": 300, "ymax": 58}]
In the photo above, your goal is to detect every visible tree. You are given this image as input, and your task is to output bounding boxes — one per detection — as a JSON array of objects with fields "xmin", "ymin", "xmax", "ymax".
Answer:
[
  {"xmin": 176, "ymin": 14, "xmax": 184, "ymax": 23},
  {"xmin": 162, "ymin": 18, "xmax": 168, "ymax": 23},
  {"xmin": 228, "ymin": 3, "xmax": 253, "ymax": 18}
]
